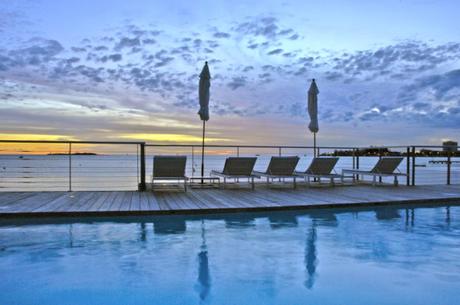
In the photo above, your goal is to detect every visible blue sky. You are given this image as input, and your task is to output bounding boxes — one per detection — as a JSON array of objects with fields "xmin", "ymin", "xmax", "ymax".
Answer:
[{"xmin": 0, "ymin": 0, "xmax": 459, "ymax": 147}]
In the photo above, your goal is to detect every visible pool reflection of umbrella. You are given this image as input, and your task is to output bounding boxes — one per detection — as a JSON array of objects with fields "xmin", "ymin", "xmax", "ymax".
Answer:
[
  {"xmin": 305, "ymin": 220, "xmax": 318, "ymax": 289},
  {"xmin": 196, "ymin": 220, "xmax": 211, "ymax": 301},
  {"xmin": 139, "ymin": 222, "xmax": 147, "ymax": 242}
]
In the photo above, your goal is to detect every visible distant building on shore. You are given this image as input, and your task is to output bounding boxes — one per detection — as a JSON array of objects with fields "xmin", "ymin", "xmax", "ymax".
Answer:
[{"xmin": 443, "ymin": 141, "xmax": 458, "ymax": 152}]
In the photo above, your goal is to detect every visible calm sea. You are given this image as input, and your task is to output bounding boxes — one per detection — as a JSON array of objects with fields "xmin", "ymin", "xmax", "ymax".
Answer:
[{"xmin": 0, "ymin": 154, "xmax": 458, "ymax": 191}]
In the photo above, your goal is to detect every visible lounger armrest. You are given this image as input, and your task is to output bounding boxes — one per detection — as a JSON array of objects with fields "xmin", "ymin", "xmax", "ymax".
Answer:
[
  {"xmin": 342, "ymin": 169, "xmax": 369, "ymax": 174},
  {"xmin": 213, "ymin": 170, "xmax": 260, "ymax": 178},
  {"xmin": 254, "ymin": 171, "xmax": 296, "ymax": 178},
  {"xmin": 210, "ymin": 170, "xmax": 222, "ymax": 176},
  {"xmin": 342, "ymin": 169, "xmax": 406, "ymax": 177},
  {"xmin": 152, "ymin": 176, "xmax": 188, "ymax": 180}
]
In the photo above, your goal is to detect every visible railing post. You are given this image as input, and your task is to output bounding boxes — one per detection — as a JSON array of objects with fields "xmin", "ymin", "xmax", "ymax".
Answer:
[
  {"xmin": 447, "ymin": 151, "xmax": 451, "ymax": 185},
  {"xmin": 356, "ymin": 149, "xmax": 360, "ymax": 181},
  {"xmin": 406, "ymin": 147, "xmax": 410, "ymax": 186},
  {"xmin": 68, "ymin": 142, "xmax": 72, "ymax": 192},
  {"xmin": 237, "ymin": 146, "xmax": 240, "ymax": 157},
  {"xmin": 278, "ymin": 147, "xmax": 282, "ymax": 156},
  {"xmin": 352, "ymin": 149, "xmax": 357, "ymax": 169},
  {"xmin": 138, "ymin": 143, "xmax": 146, "ymax": 191},
  {"xmin": 191, "ymin": 146, "xmax": 195, "ymax": 177},
  {"xmin": 378, "ymin": 148, "xmax": 383, "ymax": 183},
  {"xmin": 411, "ymin": 146, "xmax": 416, "ymax": 186}
]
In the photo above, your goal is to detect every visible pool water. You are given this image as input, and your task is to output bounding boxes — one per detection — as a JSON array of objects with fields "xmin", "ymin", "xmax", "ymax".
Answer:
[{"xmin": 1, "ymin": 204, "xmax": 459, "ymax": 305}]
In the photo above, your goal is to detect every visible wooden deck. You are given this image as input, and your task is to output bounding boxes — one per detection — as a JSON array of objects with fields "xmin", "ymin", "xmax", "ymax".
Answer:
[{"xmin": 1, "ymin": 184, "xmax": 460, "ymax": 218}]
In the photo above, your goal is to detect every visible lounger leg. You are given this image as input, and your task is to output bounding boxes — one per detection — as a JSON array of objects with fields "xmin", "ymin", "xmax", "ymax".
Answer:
[
  {"xmin": 223, "ymin": 177, "xmax": 226, "ymax": 189},
  {"xmin": 373, "ymin": 176, "xmax": 377, "ymax": 186},
  {"xmin": 293, "ymin": 177, "xmax": 296, "ymax": 189},
  {"xmin": 251, "ymin": 177, "xmax": 254, "ymax": 190},
  {"xmin": 267, "ymin": 177, "xmax": 270, "ymax": 187},
  {"xmin": 331, "ymin": 178, "xmax": 335, "ymax": 186},
  {"xmin": 394, "ymin": 176, "xmax": 398, "ymax": 186},
  {"xmin": 184, "ymin": 180, "xmax": 187, "ymax": 192},
  {"xmin": 307, "ymin": 176, "xmax": 310, "ymax": 187}
]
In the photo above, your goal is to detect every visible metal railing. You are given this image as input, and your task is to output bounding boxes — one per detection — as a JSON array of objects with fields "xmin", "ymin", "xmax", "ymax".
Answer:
[
  {"xmin": 0, "ymin": 140, "xmax": 458, "ymax": 192},
  {"xmin": 144, "ymin": 144, "xmax": 458, "ymax": 187},
  {"xmin": 0, "ymin": 140, "xmax": 145, "ymax": 192}
]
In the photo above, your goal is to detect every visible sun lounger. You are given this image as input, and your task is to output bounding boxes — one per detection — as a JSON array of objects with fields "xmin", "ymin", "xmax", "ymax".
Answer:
[
  {"xmin": 210, "ymin": 157, "xmax": 259, "ymax": 189},
  {"xmin": 341, "ymin": 157, "xmax": 406, "ymax": 186},
  {"xmin": 253, "ymin": 156, "xmax": 300, "ymax": 189},
  {"xmin": 152, "ymin": 156, "xmax": 188, "ymax": 191},
  {"xmin": 295, "ymin": 157, "xmax": 341, "ymax": 185}
]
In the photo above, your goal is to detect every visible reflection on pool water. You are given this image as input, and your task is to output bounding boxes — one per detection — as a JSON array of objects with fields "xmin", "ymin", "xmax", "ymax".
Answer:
[{"xmin": 0, "ymin": 204, "xmax": 459, "ymax": 305}]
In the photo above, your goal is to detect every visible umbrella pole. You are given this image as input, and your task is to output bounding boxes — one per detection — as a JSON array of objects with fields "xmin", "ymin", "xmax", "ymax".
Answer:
[
  {"xmin": 201, "ymin": 120, "xmax": 205, "ymax": 183},
  {"xmin": 313, "ymin": 132, "xmax": 317, "ymax": 157}
]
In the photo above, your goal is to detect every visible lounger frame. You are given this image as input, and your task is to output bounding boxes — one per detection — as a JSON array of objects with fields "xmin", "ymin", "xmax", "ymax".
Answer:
[
  {"xmin": 341, "ymin": 157, "xmax": 407, "ymax": 186},
  {"xmin": 151, "ymin": 156, "xmax": 188, "ymax": 192},
  {"xmin": 253, "ymin": 156, "xmax": 300, "ymax": 189},
  {"xmin": 211, "ymin": 157, "xmax": 258, "ymax": 189},
  {"xmin": 295, "ymin": 157, "xmax": 341, "ymax": 186}
]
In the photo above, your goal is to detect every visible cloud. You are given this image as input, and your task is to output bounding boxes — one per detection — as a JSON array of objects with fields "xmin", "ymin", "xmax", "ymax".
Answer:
[
  {"xmin": 99, "ymin": 53, "xmax": 122, "ymax": 63},
  {"xmin": 232, "ymin": 16, "xmax": 299, "ymax": 42},
  {"xmin": 330, "ymin": 41, "xmax": 460, "ymax": 82},
  {"xmin": 398, "ymin": 69, "xmax": 460, "ymax": 102},
  {"xmin": 213, "ymin": 32, "xmax": 231, "ymax": 39},
  {"xmin": 7, "ymin": 38, "xmax": 64, "ymax": 67},
  {"xmin": 267, "ymin": 48, "xmax": 283, "ymax": 55},
  {"xmin": 94, "ymin": 45, "xmax": 108, "ymax": 51},
  {"xmin": 114, "ymin": 37, "xmax": 141, "ymax": 50},
  {"xmin": 142, "ymin": 38, "xmax": 156, "ymax": 44},
  {"xmin": 227, "ymin": 76, "xmax": 247, "ymax": 90}
]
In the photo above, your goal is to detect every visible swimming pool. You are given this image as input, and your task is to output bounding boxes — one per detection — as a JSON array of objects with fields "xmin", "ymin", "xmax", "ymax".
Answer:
[{"xmin": 1, "ymin": 204, "xmax": 459, "ymax": 305}]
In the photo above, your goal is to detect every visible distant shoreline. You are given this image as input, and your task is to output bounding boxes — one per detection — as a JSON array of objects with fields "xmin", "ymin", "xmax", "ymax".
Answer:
[{"xmin": 47, "ymin": 152, "xmax": 97, "ymax": 156}]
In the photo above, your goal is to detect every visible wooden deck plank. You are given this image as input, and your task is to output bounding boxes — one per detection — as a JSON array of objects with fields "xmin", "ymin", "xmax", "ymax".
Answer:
[
  {"xmin": 1, "ymin": 184, "xmax": 460, "ymax": 216},
  {"xmin": 85, "ymin": 192, "xmax": 112, "ymax": 212},
  {"xmin": 130, "ymin": 192, "xmax": 142, "ymax": 211},
  {"xmin": 168, "ymin": 192, "xmax": 198, "ymax": 210},
  {"xmin": 0, "ymin": 192, "xmax": 37, "ymax": 207},
  {"xmin": 108, "ymin": 192, "xmax": 127, "ymax": 211},
  {"xmin": 33, "ymin": 192, "xmax": 78, "ymax": 212},
  {"xmin": 55, "ymin": 192, "xmax": 96, "ymax": 212},
  {"xmin": 6, "ymin": 192, "xmax": 64, "ymax": 212},
  {"xmin": 146, "ymin": 192, "xmax": 161, "ymax": 210},
  {"xmin": 190, "ymin": 190, "xmax": 235, "ymax": 209},
  {"xmin": 184, "ymin": 190, "xmax": 214, "ymax": 209},
  {"xmin": 154, "ymin": 193, "xmax": 173, "ymax": 211},
  {"xmin": 118, "ymin": 192, "xmax": 133, "ymax": 211},
  {"xmin": 97, "ymin": 191, "xmax": 118, "ymax": 211},
  {"xmin": 208, "ymin": 189, "xmax": 257, "ymax": 208},
  {"xmin": 137, "ymin": 192, "xmax": 148, "ymax": 211}
]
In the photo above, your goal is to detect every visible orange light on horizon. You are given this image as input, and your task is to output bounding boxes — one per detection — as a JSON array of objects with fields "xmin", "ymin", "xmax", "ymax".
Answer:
[
  {"xmin": 118, "ymin": 133, "xmax": 232, "ymax": 143},
  {"xmin": 0, "ymin": 134, "xmax": 79, "ymax": 154}
]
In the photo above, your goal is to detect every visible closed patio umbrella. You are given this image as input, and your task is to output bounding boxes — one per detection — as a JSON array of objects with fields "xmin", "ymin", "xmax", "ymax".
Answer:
[
  {"xmin": 198, "ymin": 62, "xmax": 210, "ymax": 179},
  {"xmin": 307, "ymin": 79, "xmax": 319, "ymax": 156}
]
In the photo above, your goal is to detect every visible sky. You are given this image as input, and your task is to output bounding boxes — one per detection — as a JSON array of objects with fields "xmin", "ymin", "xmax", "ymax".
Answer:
[{"xmin": 1, "ymin": 0, "xmax": 460, "ymax": 150}]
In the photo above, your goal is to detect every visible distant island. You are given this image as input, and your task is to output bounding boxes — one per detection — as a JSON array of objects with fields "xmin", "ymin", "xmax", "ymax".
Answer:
[
  {"xmin": 47, "ymin": 152, "xmax": 97, "ymax": 155},
  {"xmin": 321, "ymin": 147, "xmax": 460, "ymax": 157}
]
